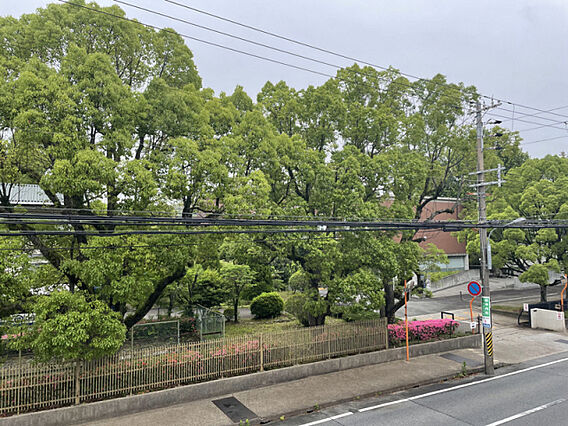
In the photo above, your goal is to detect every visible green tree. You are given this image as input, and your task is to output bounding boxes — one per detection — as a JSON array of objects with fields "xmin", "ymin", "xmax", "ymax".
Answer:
[
  {"xmin": 464, "ymin": 156, "xmax": 568, "ymax": 301},
  {"xmin": 0, "ymin": 2, "xmax": 211, "ymax": 348},
  {"xmin": 10, "ymin": 291, "xmax": 125, "ymax": 362},
  {"xmin": 220, "ymin": 262, "xmax": 255, "ymax": 323},
  {"xmin": 176, "ymin": 265, "xmax": 227, "ymax": 316}
]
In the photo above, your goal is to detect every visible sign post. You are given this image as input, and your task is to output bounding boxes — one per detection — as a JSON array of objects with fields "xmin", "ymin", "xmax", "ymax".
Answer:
[
  {"xmin": 404, "ymin": 280, "xmax": 409, "ymax": 361},
  {"xmin": 467, "ymin": 281, "xmax": 482, "ymax": 328}
]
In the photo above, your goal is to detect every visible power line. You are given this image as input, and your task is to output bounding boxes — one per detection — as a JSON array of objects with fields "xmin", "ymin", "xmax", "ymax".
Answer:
[
  {"xmin": 162, "ymin": 0, "xmax": 568, "ymax": 120},
  {"xmin": 0, "ymin": 227, "xmax": 406, "ymax": 237},
  {"xmin": 485, "ymin": 112, "xmax": 568, "ymax": 132},
  {"xmin": 113, "ymin": 0, "xmax": 347, "ymax": 72},
  {"xmin": 1, "ymin": 219, "xmax": 568, "ymax": 238},
  {"xmin": 495, "ymin": 104, "xmax": 568, "ymax": 124},
  {"xmin": 56, "ymin": 0, "xmax": 568, "ymax": 153},
  {"xmin": 110, "ymin": 0, "xmax": 474, "ymax": 111},
  {"xmin": 494, "ymin": 106, "xmax": 568, "ymax": 125},
  {"xmin": 513, "ymin": 122, "xmax": 567, "ymax": 133},
  {"xmin": 61, "ymin": 0, "xmax": 542, "ymax": 123},
  {"xmin": 57, "ymin": 0, "xmax": 332, "ymax": 78},
  {"xmin": 520, "ymin": 134, "xmax": 568, "ymax": 146}
]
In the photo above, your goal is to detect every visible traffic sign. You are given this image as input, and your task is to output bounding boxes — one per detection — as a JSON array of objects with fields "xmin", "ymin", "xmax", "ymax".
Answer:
[
  {"xmin": 482, "ymin": 296, "xmax": 491, "ymax": 328},
  {"xmin": 467, "ymin": 281, "xmax": 482, "ymax": 297}
]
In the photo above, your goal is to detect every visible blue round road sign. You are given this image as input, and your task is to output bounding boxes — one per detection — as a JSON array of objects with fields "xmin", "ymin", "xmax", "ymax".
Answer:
[{"xmin": 467, "ymin": 281, "xmax": 482, "ymax": 297}]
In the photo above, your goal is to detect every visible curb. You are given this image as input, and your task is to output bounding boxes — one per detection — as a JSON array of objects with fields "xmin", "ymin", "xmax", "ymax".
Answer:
[{"xmin": 253, "ymin": 361, "xmax": 508, "ymax": 425}]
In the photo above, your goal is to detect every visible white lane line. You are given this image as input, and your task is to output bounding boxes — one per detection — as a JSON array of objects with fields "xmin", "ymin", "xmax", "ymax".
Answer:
[
  {"xmin": 359, "ymin": 356, "xmax": 568, "ymax": 413},
  {"xmin": 485, "ymin": 399, "xmax": 565, "ymax": 426},
  {"xmin": 299, "ymin": 411, "xmax": 353, "ymax": 426}
]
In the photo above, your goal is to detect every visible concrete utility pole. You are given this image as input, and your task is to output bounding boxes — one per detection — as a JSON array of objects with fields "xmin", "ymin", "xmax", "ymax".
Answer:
[{"xmin": 476, "ymin": 100, "xmax": 494, "ymax": 375}]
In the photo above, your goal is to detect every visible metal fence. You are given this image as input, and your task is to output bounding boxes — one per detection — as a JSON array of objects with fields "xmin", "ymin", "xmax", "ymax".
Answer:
[
  {"xmin": 0, "ymin": 318, "xmax": 387, "ymax": 416},
  {"xmin": 194, "ymin": 305, "xmax": 225, "ymax": 340}
]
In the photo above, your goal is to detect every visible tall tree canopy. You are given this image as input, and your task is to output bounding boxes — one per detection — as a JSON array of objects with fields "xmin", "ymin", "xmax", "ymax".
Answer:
[{"xmin": 0, "ymin": 1, "xmax": 529, "ymax": 359}]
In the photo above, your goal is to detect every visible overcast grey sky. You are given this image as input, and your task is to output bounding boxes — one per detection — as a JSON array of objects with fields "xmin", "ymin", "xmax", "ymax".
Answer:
[{"xmin": 3, "ymin": 0, "xmax": 568, "ymax": 158}]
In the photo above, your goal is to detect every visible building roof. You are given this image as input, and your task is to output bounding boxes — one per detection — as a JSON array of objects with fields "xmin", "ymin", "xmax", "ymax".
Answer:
[
  {"xmin": 414, "ymin": 199, "xmax": 466, "ymax": 255},
  {"xmin": 4, "ymin": 184, "xmax": 61, "ymax": 205}
]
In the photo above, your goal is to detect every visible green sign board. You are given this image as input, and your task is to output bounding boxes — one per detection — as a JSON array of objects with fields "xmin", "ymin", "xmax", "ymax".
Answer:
[
  {"xmin": 482, "ymin": 296, "xmax": 491, "ymax": 328},
  {"xmin": 482, "ymin": 297, "xmax": 491, "ymax": 316}
]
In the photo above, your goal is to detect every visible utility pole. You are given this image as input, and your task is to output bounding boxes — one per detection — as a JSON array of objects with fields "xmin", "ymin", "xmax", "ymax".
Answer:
[{"xmin": 476, "ymin": 100, "xmax": 494, "ymax": 375}]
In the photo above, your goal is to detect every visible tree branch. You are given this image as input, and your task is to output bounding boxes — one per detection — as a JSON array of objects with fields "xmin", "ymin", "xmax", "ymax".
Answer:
[{"xmin": 124, "ymin": 267, "xmax": 187, "ymax": 330}]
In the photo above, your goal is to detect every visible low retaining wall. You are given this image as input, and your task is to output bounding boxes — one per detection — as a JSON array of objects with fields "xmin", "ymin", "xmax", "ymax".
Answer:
[
  {"xmin": 429, "ymin": 269, "xmax": 479, "ymax": 292},
  {"xmin": 3, "ymin": 334, "xmax": 481, "ymax": 426}
]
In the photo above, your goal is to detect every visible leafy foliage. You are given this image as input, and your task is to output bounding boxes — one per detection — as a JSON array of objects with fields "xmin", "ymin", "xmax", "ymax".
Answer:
[
  {"xmin": 9, "ymin": 291, "xmax": 125, "ymax": 362},
  {"xmin": 0, "ymin": 1, "xmax": 533, "ymax": 359},
  {"xmin": 462, "ymin": 156, "xmax": 567, "ymax": 301},
  {"xmin": 250, "ymin": 292, "xmax": 284, "ymax": 319}
]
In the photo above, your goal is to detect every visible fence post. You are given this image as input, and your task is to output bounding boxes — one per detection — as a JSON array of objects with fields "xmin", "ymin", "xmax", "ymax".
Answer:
[
  {"xmin": 328, "ymin": 326, "xmax": 331, "ymax": 359},
  {"xmin": 17, "ymin": 350, "xmax": 21, "ymax": 415},
  {"xmin": 130, "ymin": 328, "xmax": 134, "ymax": 396},
  {"xmin": 74, "ymin": 361, "xmax": 81, "ymax": 405},
  {"xmin": 259, "ymin": 333, "xmax": 264, "ymax": 372},
  {"xmin": 177, "ymin": 320, "xmax": 180, "ymax": 345}
]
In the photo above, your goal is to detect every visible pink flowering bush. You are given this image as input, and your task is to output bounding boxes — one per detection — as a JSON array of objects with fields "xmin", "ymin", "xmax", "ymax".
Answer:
[{"xmin": 388, "ymin": 319, "xmax": 458, "ymax": 346}]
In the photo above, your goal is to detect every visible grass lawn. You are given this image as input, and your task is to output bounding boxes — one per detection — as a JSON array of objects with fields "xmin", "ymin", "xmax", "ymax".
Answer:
[{"xmin": 224, "ymin": 313, "xmax": 346, "ymax": 337}]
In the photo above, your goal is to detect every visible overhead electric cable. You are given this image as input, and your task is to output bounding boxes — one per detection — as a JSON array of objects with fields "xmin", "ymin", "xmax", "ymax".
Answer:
[
  {"xmin": 495, "ymin": 104, "xmax": 568, "ymax": 123},
  {"xmin": 485, "ymin": 112, "xmax": 568, "ymax": 131},
  {"xmin": 58, "ymin": 0, "xmax": 472, "ymax": 115},
  {"xmin": 494, "ymin": 106, "xmax": 568, "ymax": 124},
  {"xmin": 162, "ymin": 0, "xmax": 568, "ymax": 120},
  {"xmin": 111, "ymin": 0, "xmax": 473, "ymax": 109},
  {"xmin": 113, "ymin": 0, "xmax": 347, "ymax": 72},
  {"xmin": 57, "ymin": 0, "xmax": 333, "ymax": 78},
  {"xmin": 520, "ymin": 135, "xmax": 568, "ymax": 146}
]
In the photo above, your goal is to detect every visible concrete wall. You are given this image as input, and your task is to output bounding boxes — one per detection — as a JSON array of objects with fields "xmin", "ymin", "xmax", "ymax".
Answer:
[
  {"xmin": 3, "ymin": 335, "xmax": 481, "ymax": 426},
  {"xmin": 429, "ymin": 269, "xmax": 479, "ymax": 292},
  {"xmin": 531, "ymin": 308, "xmax": 566, "ymax": 332}
]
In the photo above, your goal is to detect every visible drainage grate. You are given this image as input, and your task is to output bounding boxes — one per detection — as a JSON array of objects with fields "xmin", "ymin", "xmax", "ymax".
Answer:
[
  {"xmin": 440, "ymin": 353, "xmax": 482, "ymax": 366},
  {"xmin": 212, "ymin": 396, "xmax": 258, "ymax": 423}
]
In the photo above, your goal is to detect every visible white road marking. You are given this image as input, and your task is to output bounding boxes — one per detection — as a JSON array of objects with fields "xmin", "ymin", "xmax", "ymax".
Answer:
[
  {"xmin": 485, "ymin": 398, "xmax": 565, "ymax": 426},
  {"xmin": 298, "ymin": 411, "xmax": 353, "ymax": 426},
  {"xmin": 358, "ymin": 356, "xmax": 568, "ymax": 412}
]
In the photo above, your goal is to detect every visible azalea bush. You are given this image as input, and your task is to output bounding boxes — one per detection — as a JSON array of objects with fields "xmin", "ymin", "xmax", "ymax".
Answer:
[{"xmin": 388, "ymin": 319, "xmax": 458, "ymax": 346}]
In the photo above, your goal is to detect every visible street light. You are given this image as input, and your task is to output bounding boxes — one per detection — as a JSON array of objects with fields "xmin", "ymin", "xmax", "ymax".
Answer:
[{"xmin": 487, "ymin": 217, "xmax": 526, "ymax": 271}]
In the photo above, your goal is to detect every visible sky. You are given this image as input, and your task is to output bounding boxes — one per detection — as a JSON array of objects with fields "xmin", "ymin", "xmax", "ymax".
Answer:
[{"xmin": 2, "ymin": 0, "xmax": 568, "ymax": 158}]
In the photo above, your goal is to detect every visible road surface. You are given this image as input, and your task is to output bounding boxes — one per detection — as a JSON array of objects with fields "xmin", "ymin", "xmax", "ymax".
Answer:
[
  {"xmin": 400, "ymin": 286, "xmax": 564, "ymax": 318},
  {"xmin": 283, "ymin": 351, "xmax": 568, "ymax": 426}
]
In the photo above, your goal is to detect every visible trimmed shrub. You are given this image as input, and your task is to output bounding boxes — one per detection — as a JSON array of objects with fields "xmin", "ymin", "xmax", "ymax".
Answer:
[
  {"xmin": 250, "ymin": 292, "xmax": 284, "ymax": 319},
  {"xmin": 284, "ymin": 293, "xmax": 310, "ymax": 326},
  {"xmin": 223, "ymin": 307, "xmax": 236, "ymax": 322}
]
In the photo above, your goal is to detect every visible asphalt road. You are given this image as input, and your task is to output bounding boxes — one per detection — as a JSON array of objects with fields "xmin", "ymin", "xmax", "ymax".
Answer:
[
  {"xmin": 400, "ymin": 286, "xmax": 564, "ymax": 318},
  {"xmin": 283, "ymin": 351, "xmax": 568, "ymax": 426}
]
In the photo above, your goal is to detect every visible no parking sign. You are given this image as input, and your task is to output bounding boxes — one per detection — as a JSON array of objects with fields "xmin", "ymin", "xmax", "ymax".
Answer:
[{"xmin": 467, "ymin": 281, "xmax": 482, "ymax": 297}]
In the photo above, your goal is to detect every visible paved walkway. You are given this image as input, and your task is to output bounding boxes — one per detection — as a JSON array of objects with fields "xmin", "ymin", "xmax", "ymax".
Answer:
[{"xmin": 82, "ymin": 314, "xmax": 568, "ymax": 426}]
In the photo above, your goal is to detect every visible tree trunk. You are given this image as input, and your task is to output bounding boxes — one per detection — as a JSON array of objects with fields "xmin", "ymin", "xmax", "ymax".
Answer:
[
  {"xmin": 384, "ymin": 279, "xmax": 407, "ymax": 324},
  {"xmin": 540, "ymin": 285, "xmax": 547, "ymax": 302},
  {"xmin": 167, "ymin": 291, "xmax": 175, "ymax": 318},
  {"xmin": 233, "ymin": 298, "xmax": 239, "ymax": 323},
  {"xmin": 384, "ymin": 281, "xmax": 396, "ymax": 324},
  {"xmin": 306, "ymin": 312, "xmax": 326, "ymax": 326}
]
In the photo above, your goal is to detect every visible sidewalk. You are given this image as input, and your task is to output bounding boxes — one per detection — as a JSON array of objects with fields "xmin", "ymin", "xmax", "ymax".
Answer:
[{"xmin": 82, "ymin": 314, "xmax": 568, "ymax": 426}]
